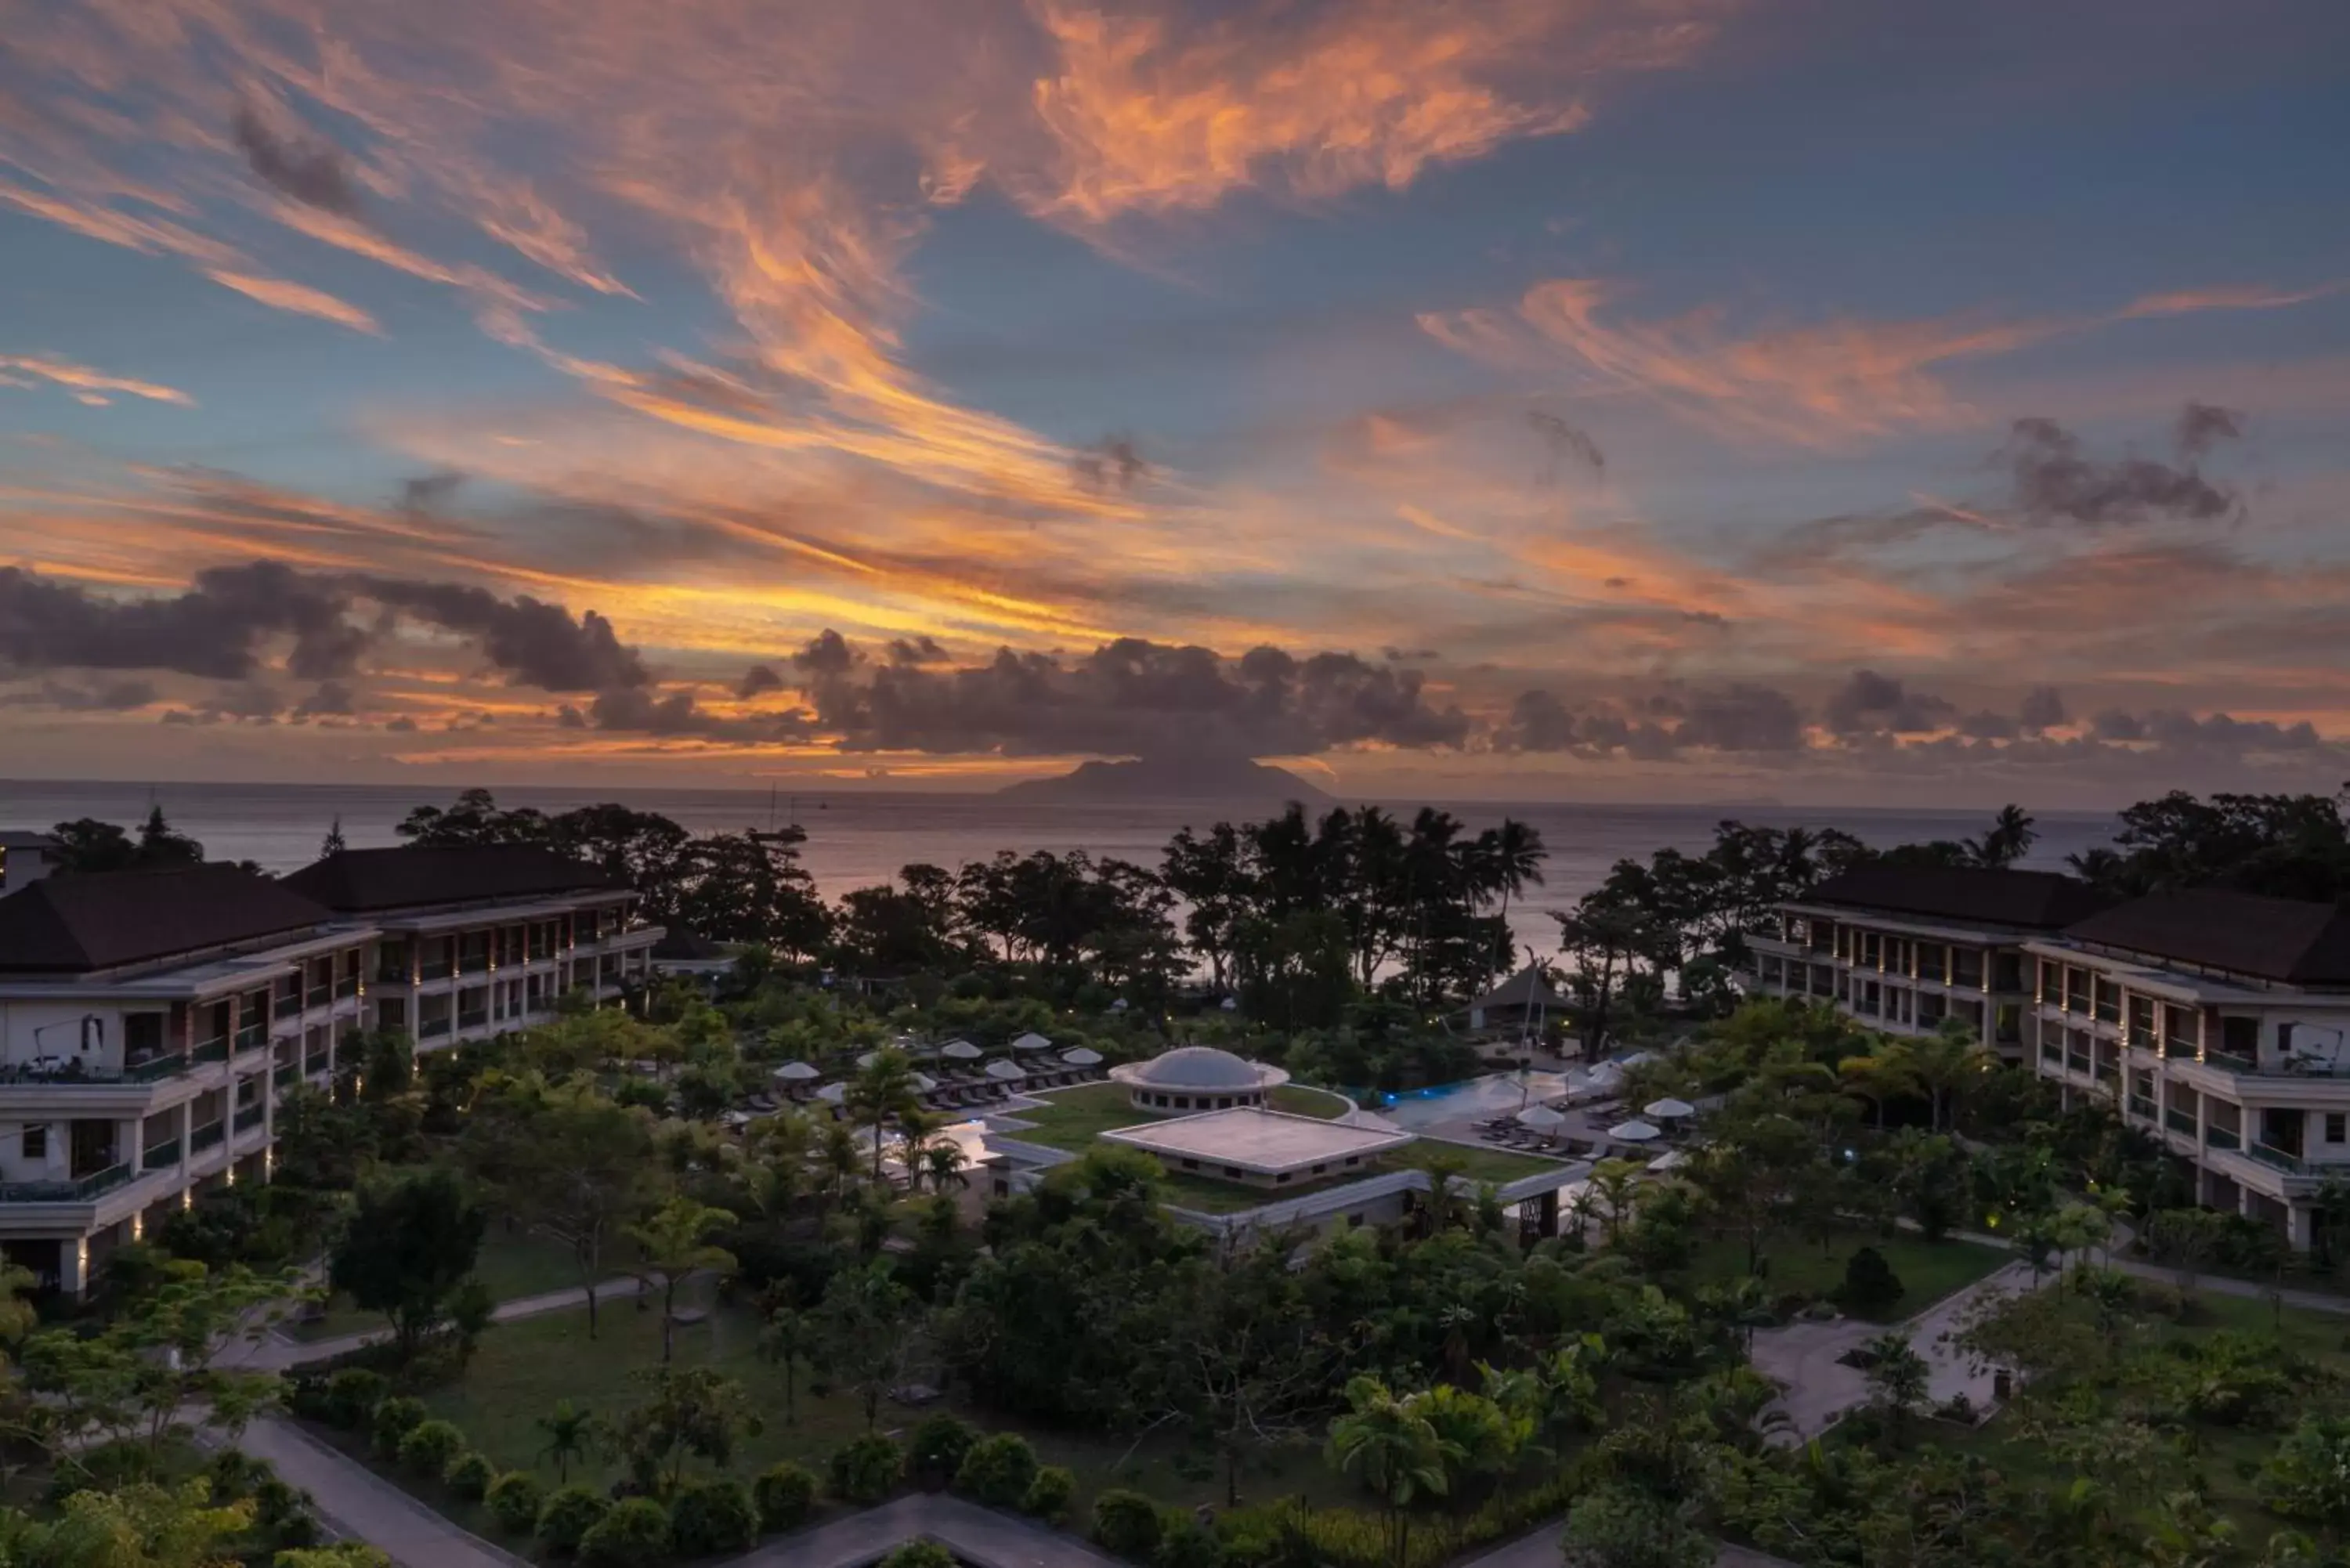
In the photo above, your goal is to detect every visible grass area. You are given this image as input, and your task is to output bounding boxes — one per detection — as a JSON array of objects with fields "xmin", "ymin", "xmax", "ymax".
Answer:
[
  {"xmin": 1394, "ymin": 1138, "xmax": 1567, "ymax": 1187},
  {"xmin": 291, "ymin": 1230, "xmax": 602, "ymax": 1342},
  {"xmin": 1678, "ymin": 1229, "xmax": 2010, "ymax": 1321},
  {"xmin": 403, "ymin": 1298, "xmax": 1355, "ymax": 1523},
  {"xmin": 1269, "ymin": 1084, "xmax": 1352, "ymax": 1118}
]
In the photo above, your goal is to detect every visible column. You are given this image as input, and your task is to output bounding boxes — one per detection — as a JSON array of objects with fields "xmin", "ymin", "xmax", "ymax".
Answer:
[
  {"xmin": 59, "ymin": 1237, "xmax": 85, "ymax": 1298},
  {"xmin": 2288, "ymin": 1204, "xmax": 2316, "ymax": 1252},
  {"xmin": 177, "ymin": 1100, "xmax": 192, "ymax": 1182},
  {"xmin": 115, "ymin": 1117, "xmax": 137, "ymax": 1176}
]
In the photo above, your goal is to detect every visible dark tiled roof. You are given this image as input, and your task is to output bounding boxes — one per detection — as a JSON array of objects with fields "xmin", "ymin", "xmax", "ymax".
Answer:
[
  {"xmin": 1799, "ymin": 864, "xmax": 2110, "ymax": 931},
  {"xmin": 282, "ymin": 846, "xmax": 625, "ymax": 913},
  {"xmin": 0, "ymin": 863, "xmax": 331, "ymax": 974},
  {"xmin": 1470, "ymin": 966, "xmax": 1567, "ymax": 1011},
  {"xmin": 2064, "ymin": 890, "xmax": 2350, "ymax": 985}
]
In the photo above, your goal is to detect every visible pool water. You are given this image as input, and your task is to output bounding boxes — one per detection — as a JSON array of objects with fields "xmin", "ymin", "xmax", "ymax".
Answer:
[{"xmin": 1370, "ymin": 1071, "xmax": 1577, "ymax": 1129}]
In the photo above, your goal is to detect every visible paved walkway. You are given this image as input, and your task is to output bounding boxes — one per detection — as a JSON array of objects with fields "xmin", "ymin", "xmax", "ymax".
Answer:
[
  {"xmin": 725, "ymin": 1494, "xmax": 1119, "ymax": 1568},
  {"xmin": 232, "ymin": 1417, "xmax": 526, "ymax": 1568},
  {"xmin": 1460, "ymin": 1522, "xmax": 1796, "ymax": 1568},
  {"xmin": 233, "ymin": 1274, "xmax": 654, "ymax": 1371}
]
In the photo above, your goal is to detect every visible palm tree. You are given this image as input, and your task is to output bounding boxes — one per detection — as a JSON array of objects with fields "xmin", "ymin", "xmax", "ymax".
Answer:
[
  {"xmin": 922, "ymin": 1139, "xmax": 969, "ymax": 1193},
  {"xmin": 1972, "ymin": 803, "xmax": 2037, "ymax": 869},
  {"xmin": 847, "ymin": 1047, "xmax": 920, "ymax": 1182},
  {"xmin": 1325, "ymin": 1375, "xmax": 1455, "ymax": 1568},
  {"xmin": 759, "ymin": 1306, "xmax": 807, "ymax": 1425},
  {"xmin": 1482, "ymin": 818, "xmax": 1546, "ymax": 970},
  {"xmin": 535, "ymin": 1400, "xmax": 594, "ymax": 1484},
  {"xmin": 626, "ymin": 1196, "xmax": 739, "ymax": 1363}
]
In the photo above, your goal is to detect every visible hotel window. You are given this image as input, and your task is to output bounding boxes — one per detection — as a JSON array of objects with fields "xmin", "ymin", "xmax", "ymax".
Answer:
[
  {"xmin": 1180, "ymin": 1158, "xmax": 1199, "ymax": 1170},
  {"xmin": 2330, "ymin": 1115, "xmax": 2347, "ymax": 1145},
  {"xmin": 1312, "ymin": 1163, "xmax": 1328, "ymax": 1175},
  {"xmin": 1221, "ymin": 1165, "xmax": 1242, "ymax": 1179},
  {"xmin": 21, "ymin": 1126, "xmax": 46, "ymax": 1160},
  {"xmin": 1275, "ymin": 1173, "xmax": 1291, "ymax": 1184}
]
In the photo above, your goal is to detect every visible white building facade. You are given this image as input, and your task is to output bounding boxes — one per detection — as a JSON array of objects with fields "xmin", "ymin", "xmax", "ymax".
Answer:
[{"xmin": 0, "ymin": 845, "xmax": 660, "ymax": 1294}]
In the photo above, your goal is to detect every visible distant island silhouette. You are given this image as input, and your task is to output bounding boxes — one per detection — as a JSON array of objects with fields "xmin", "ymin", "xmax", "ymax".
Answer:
[{"xmin": 997, "ymin": 753, "xmax": 1335, "ymax": 804}]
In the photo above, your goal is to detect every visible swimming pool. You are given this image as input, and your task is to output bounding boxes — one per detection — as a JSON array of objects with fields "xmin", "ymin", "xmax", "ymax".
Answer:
[{"xmin": 1369, "ymin": 1070, "xmax": 1577, "ymax": 1129}]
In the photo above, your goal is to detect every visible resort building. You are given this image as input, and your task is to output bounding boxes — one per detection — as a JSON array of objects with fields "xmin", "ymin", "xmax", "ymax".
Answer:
[
  {"xmin": 0, "ymin": 864, "xmax": 363, "ymax": 1295},
  {"xmin": 280, "ymin": 846, "xmax": 658, "ymax": 1050},
  {"xmin": 1108, "ymin": 1044, "xmax": 1289, "ymax": 1111},
  {"xmin": 1101, "ymin": 1105, "xmax": 1415, "ymax": 1191},
  {"xmin": 2027, "ymin": 888, "xmax": 2350, "ymax": 1248},
  {"xmin": 0, "ymin": 841, "xmax": 663, "ymax": 1295},
  {"xmin": 989, "ymin": 1045, "xmax": 1579, "ymax": 1239},
  {"xmin": 1744, "ymin": 864, "xmax": 2111, "ymax": 1057},
  {"xmin": 0, "ymin": 831, "xmax": 59, "ymax": 895}
]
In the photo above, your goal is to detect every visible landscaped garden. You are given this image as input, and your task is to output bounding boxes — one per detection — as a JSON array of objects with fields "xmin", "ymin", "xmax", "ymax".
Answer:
[{"xmin": 1677, "ymin": 1227, "xmax": 2010, "ymax": 1321}]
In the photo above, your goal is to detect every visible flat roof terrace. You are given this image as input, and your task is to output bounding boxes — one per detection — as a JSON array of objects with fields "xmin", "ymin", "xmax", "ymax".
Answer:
[{"xmin": 1101, "ymin": 1105, "xmax": 1414, "ymax": 1178}]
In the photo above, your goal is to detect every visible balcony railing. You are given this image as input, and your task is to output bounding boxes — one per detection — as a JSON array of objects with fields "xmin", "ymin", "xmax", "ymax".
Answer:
[
  {"xmin": 2128, "ymin": 1095, "xmax": 2156, "ymax": 1121},
  {"xmin": 0, "ymin": 1163, "xmax": 132, "ymax": 1204},
  {"xmin": 2239, "ymin": 1141, "xmax": 2319, "ymax": 1176},
  {"xmin": 0, "ymin": 1054, "xmax": 192, "ymax": 1086},
  {"xmin": 193, "ymin": 1036, "xmax": 230, "ymax": 1064},
  {"xmin": 418, "ymin": 959, "xmax": 454, "ymax": 981},
  {"xmin": 233, "ymin": 1025, "xmax": 266, "ymax": 1054},
  {"xmin": 273, "ymin": 1064, "xmax": 301, "ymax": 1089},
  {"xmin": 335, "ymin": 977, "xmax": 360, "ymax": 999},
  {"xmin": 143, "ymin": 1139, "xmax": 180, "ymax": 1170},
  {"xmin": 190, "ymin": 1121, "xmax": 225, "ymax": 1152},
  {"xmin": 304, "ymin": 1053, "xmax": 330, "ymax": 1078},
  {"xmin": 2207, "ymin": 1127, "xmax": 2241, "ymax": 1151},
  {"xmin": 457, "ymin": 1010, "xmax": 489, "ymax": 1031},
  {"xmin": 2165, "ymin": 1107, "xmax": 2198, "ymax": 1136},
  {"xmin": 274, "ymin": 994, "xmax": 303, "ymax": 1019},
  {"xmin": 418, "ymin": 1017, "xmax": 451, "ymax": 1039},
  {"xmin": 306, "ymin": 987, "xmax": 331, "ymax": 1010},
  {"xmin": 232, "ymin": 1104, "xmax": 266, "ymax": 1133}
]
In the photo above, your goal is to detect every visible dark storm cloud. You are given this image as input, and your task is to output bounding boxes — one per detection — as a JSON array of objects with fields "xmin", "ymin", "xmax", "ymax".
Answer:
[
  {"xmin": 2001, "ymin": 405, "xmax": 2243, "ymax": 526},
  {"xmin": 735, "ymin": 663, "xmax": 785, "ymax": 699},
  {"xmin": 2019, "ymin": 686, "xmax": 2068, "ymax": 734},
  {"xmin": 31, "ymin": 678, "xmax": 158, "ymax": 712},
  {"xmin": 886, "ymin": 635, "xmax": 949, "ymax": 666},
  {"xmin": 0, "ymin": 561, "xmax": 355, "ymax": 680},
  {"xmin": 1824, "ymin": 669, "xmax": 1956, "ymax": 734},
  {"xmin": 2091, "ymin": 710, "xmax": 2146, "ymax": 742},
  {"xmin": 795, "ymin": 633, "xmax": 1469, "ymax": 758},
  {"xmin": 1491, "ymin": 689, "xmax": 1580, "ymax": 752},
  {"xmin": 1958, "ymin": 710, "xmax": 2018, "ymax": 740},
  {"xmin": 293, "ymin": 680, "xmax": 357, "ymax": 718},
  {"xmin": 1670, "ymin": 684, "xmax": 1806, "ymax": 753},
  {"xmin": 354, "ymin": 578, "xmax": 649, "ymax": 691},
  {"xmin": 232, "ymin": 101, "xmax": 362, "ymax": 215},
  {"xmin": 0, "ymin": 560, "xmax": 650, "ymax": 695}
]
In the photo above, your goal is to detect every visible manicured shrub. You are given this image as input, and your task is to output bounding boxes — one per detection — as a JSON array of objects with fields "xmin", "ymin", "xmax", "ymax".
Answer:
[
  {"xmin": 537, "ymin": 1483, "xmax": 612, "ymax": 1555},
  {"xmin": 752, "ymin": 1461, "xmax": 819, "ymax": 1533},
  {"xmin": 370, "ymin": 1396, "xmax": 428, "ymax": 1459},
  {"xmin": 670, "ymin": 1477, "xmax": 758, "ymax": 1555},
  {"xmin": 905, "ymin": 1411, "xmax": 981, "ymax": 1484},
  {"xmin": 396, "ymin": 1418, "xmax": 466, "ymax": 1478},
  {"xmin": 251, "ymin": 1476, "xmax": 323, "ymax": 1553},
  {"xmin": 879, "ymin": 1545, "xmax": 956, "ymax": 1568},
  {"xmin": 1152, "ymin": 1518, "xmax": 1225, "ymax": 1568},
  {"xmin": 1021, "ymin": 1465, "xmax": 1076, "ymax": 1523},
  {"xmin": 1835, "ymin": 1246, "xmax": 1905, "ymax": 1318},
  {"xmin": 485, "ymin": 1471, "xmax": 544, "ymax": 1534},
  {"xmin": 829, "ymin": 1433, "xmax": 903, "ymax": 1504},
  {"xmin": 323, "ymin": 1368, "xmax": 390, "ymax": 1429},
  {"xmin": 953, "ymin": 1432, "xmax": 1038, "ymax": 1508},
  {"xmin": 443, "ymin": 1449, "xmax": 496, "ymax": 1501},
  {"xmin": 577, "ymin": 1495, "xmax": 671, "ymax": 1568},
  {"xmin": 1093, "ymin": 1488, "xmax": 1163, "ymax": 1559},
  {"xmin": 207, "ymin": 1447, "xmax": 273, "ymax": 1502}
]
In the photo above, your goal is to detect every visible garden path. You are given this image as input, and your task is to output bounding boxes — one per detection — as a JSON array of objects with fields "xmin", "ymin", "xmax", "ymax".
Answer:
[{"xmin": 230, "ymin": 1416, "xmax": 527, "ymax": 1568}]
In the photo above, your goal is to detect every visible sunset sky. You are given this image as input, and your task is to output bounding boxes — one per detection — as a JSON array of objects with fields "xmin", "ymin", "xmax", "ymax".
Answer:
[{"xmin": 2, "ymin": 0, "xmax": 2347, "ymax": 804}]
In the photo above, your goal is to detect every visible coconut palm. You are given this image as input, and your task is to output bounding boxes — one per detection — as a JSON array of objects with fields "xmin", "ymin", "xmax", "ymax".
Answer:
[
  {"xmin": 759, "ymin": 1306, "xmax": 807, "ymax": 1425},
  {"xmin": 1972, "ymin": 804, "xmax": 2037, "ymax": 869},
  {"xmin": 922, "ymin": 1138, "xmax": 969, "ymax": 1193},
  {"xmin": 535, "ymin": 1399, "xmax": 595, "ymax": 1484},
  {"xmin": 847, "ymin": 1046, "xmax": 920, "ymax": 1181},
  {"xmin": 1325, "ymin": 1375, "xmax": 1456, "ymax": 1568},
  {"xmin": 626, "ymin": 1196, "xmax": 738, "ymax": 1363}
]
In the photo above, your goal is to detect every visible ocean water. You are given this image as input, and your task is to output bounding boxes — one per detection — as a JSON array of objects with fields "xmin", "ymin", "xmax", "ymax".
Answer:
[{"xmin": 0, "ymin": 779, "xmax": 2116, "ymax": 956}]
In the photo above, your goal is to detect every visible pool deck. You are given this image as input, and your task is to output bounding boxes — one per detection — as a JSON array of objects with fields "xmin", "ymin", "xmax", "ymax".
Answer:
[{"xmin": 1371, "ymin": 1069, "xmax": 1662, "ymax": 1163}]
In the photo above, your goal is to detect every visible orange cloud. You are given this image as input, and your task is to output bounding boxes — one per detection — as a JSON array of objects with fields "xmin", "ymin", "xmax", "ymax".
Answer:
[
  {"xmin": 0, "ymin": 355, "xmax": 193, "ymax": 406},
  {"xmin": 201, "ymin": 269, "xmax": 381, "ymax": 332}
]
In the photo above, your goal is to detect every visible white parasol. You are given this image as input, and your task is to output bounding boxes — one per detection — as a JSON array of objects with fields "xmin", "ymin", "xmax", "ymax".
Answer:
[
  {"xmin": 773, "ymin": 1061, "xmax": 819, "ymax": 1082},
  {"xmin": 1607, "ymin": 1118, "xmax": 1661, "ymax": 1143},
  {"xmin": 1646, "ymin": 1150, "xmax": 1687, "ymax": 1173},
  {"xmin": 940, "ymin": 1039, "xmax": 983, "ymax": 1061},
  {"xmin": 985, "ymin": 1059, "xmax": 1028, "ymax": 1081},
  {"xmin": 1517, "ymin": 1105, "xmax": 1567, "ymax": 1133},
  {"xmin": 815, "ymin": 1082, "xmax": 848, "ymax": 1104},
  {"xmin": 1643, "ymin": 1097, "xmax": 1697, "ymax": 1120},
  {"xmin": 1061, "ymin": 1047, "xmax": 1104, "ymax": 1067},
  {"xmin": 1011, "ymin": 1031, "xmax": 1054, "ymax": 1052}
]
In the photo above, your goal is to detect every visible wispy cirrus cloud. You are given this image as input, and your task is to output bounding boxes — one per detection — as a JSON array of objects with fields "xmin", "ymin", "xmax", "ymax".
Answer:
[{"xmin": 0, "ymin": 354, "xmax": 192, "ymax": 407}]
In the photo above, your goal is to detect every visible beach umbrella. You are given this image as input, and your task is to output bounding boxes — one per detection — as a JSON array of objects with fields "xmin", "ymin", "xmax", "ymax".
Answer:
[
  {"xmin": 855, "ymin": 1050, "xmax": 882, "ymax": 1069},
  {"xmin": 1643, "ymin": 1097, "xmax": 1697, "ymax": 1121},
  {"xmin": 773, "ymin": 1061, "xmax": 819, "ymax": 1082},
  {"xmin": 1061, "ymin": 1047, "xmax": 1104, "ymax": 1067},
  {"xmin": 815, "ymin": 1082, "xmax": 848, "ymax": 1104},
  {"xmin": 1219, "ymin": 996, "xmax": 1238, "ymax": 1011},
  {"xmin": 1618, "ymin": 1050, "xmax": 1660, "ymax": 1068},
  {"xmin": 940, "ymin": 1039, "xmax": 983, "ymax": 1061},
  {"xmin": 1607, "ymin": 1118, "xmax": 1661, "ymax": 1143},
  {"xmin": 985, "ymin": 1059, "xmax": 1027, "ymax": 1082},
  {"xmin": 1110, "ymin": 999, "xmax": 1130, "ymax": 1013},
  {"xmin": 1646, "ymin": 1150, "xmax": 1687, "ymax": 1173},
  {"xmin": 1517, "ymin": 1105, "xmax": 1567, "ymax": 1133},
  {"xmin": 1011, "ymin": 1031, "xmax": 1054, "ymax": 1053},
  {"xmin": 1584, "ymin": 1062, "xmax": 1625, "ymax": 1090},
  {"xmin": 909, "ymin": 1072, "xmax": 938, "ymax": 1094}
]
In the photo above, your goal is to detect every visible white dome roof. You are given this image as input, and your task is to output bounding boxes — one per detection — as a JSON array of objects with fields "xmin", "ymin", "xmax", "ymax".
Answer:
[{"xmin": 1112, "ymin": 1046, "xmax": 1287, "ymax": 1093}]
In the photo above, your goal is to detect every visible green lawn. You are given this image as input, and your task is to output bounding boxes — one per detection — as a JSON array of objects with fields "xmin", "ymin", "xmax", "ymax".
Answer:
[
  {"xmin": 999, "ymin": 1080, "xmax": 1348, "ymax": 1154},
  {"xmin": 1392, "ymin": 1138, "xmax": 1567, "ymax": 1187},
  {"xmin": 396, "ymin": 1298, "xmax": 1355, "ymax": 1528},
  {"xmin": 291, "ymin": 1230, "xmax": 604, "ymax": 1342},
  {"xmin": 1678, "ymin": 1229, "xmax": 2010, "ymax": 1321}
]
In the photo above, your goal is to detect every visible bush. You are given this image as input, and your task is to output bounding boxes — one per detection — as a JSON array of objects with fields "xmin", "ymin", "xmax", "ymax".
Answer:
[
  {"xmin": 953, "ymin": 1432, "xmax": 1039, "ymax": 1508},
  {"xmin": 1093, "ymin": 1488, "xmax": 1164, "ymax": 1559},
  {"xmin": 879, "ymin": 1545, "xmax": 956, "ymax": 1568},
  {"xmin": 906, "ymin": 1411, "xmax": 980, "ymax": 1484},
  {"xmin": 577, "ymin": 1495, "xmax": 671, "ymax": 1568},
  {"xmin": 323, "ymin": 1368, "xmax": 391, "ymax": 1430},
  {"xmin": 208, "ymin": 1447, "xmax": 273, "ymax": 1502},
  {"xmin": 485, "ymin": 1471, "xmax": 544, "ymax": 1534},
  {"xmin": 537, "ymin": 1483, "xmax": 613, "ymax": 1555},
  {"xmin": 1152, "ymin": 1519, "xmax": 1225, "ymax": 1568},
  {"xmin": 753, "ymin": 1461, "xmax": 819, "ymax": 1533},
  {"xmin": 443, "ymin": 1450, "xmax": 496, "ymax": 1501},
  {"xmin": 1021, "ymin": 1465, "xmax": 1076, "ymax": 1523},
  {"xmin": 370, "ymin": 1396, "xmax": 428, "ymax": 1459},
  {"xmin": 397, "ymin": 1418, "xmax": 467, "ymax": 1478},
  {"xmin": 829, "ymin": 1433, "xmax": 903, "ymax": 1505},
  {"xmin": 251, "ymin": 1476, "xmax": 324, "ymax": 1554},
  {"xmin": 671, "ymin": 1477, "xmax": 758, "ymax": 1555},
  {"xmin": 1835, "ymin": 1246, "xmax": 1905, "ymax": 1318}
]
